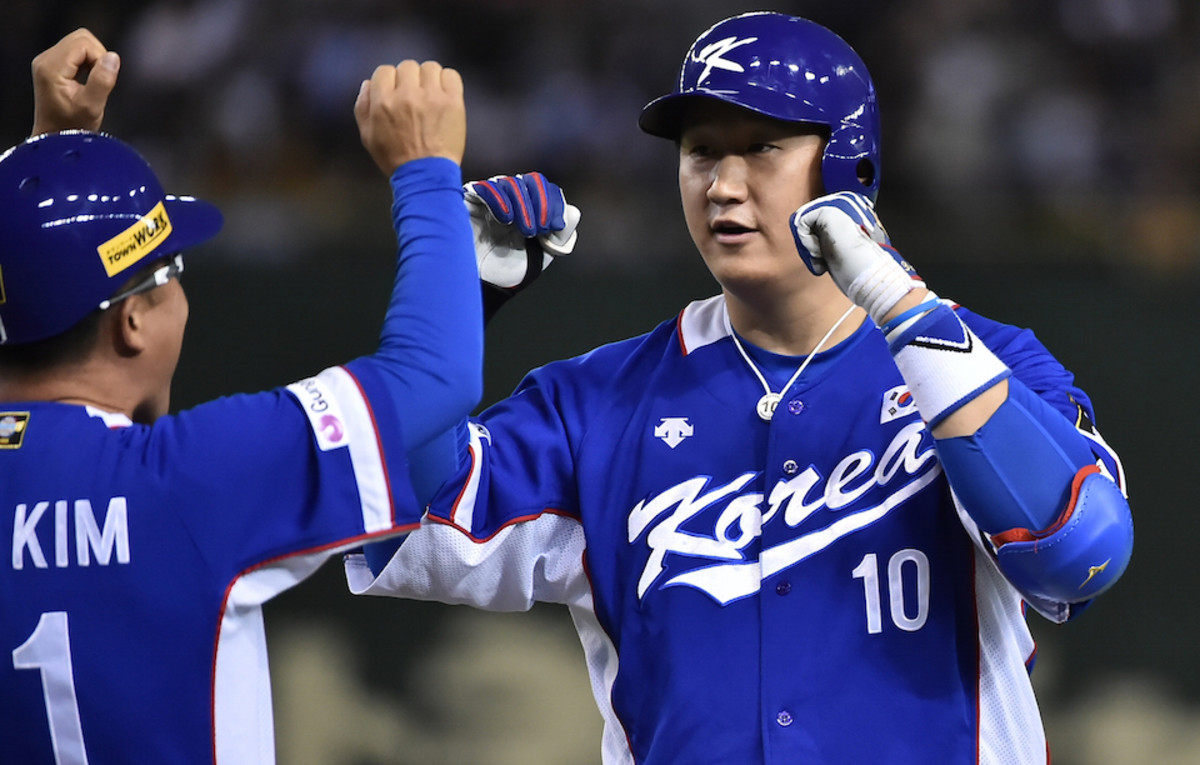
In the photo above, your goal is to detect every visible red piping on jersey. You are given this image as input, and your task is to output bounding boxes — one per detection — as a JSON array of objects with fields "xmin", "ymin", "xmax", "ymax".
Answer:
[
  {"xmin": 445, "ymin": 437, "xmax": 581, "ymax": 539},
  {"xmin": 579, "ymin": 550, "xmax": 638, "ymax": 763},
  {"xmin": 675, "ymin": 310, "xmax": 689, "ymax": 356},
  {"xmin": 447, "ymin": 436, "xmax": 480, "ymax": 529},
  {"xmin": 208, "ymin": 366, "xmax": 410, "ymax": 762},
  {"xmin": 343, "ymin": 365, "xmax": 399, "ymax": 526},
  {"xmin": 208, "ymin": 523, "xmax": 418, "ymax": 762},
  {"xmin": 991, "ymin": 465, "xmax": 1101, "ymax": 546},
  {"xmin": 972, "ymin": 546, "xmax": 982, "ymax": 765},
  {"xmin": 428, "ymin": 507, "xmax": 578, "ymax": 544}
]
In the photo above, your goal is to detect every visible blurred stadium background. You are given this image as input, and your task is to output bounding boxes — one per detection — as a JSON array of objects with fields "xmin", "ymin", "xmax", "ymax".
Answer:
[{"xmin": 5, "ymin": 1, "xmax": 1199, "ymax": 762}]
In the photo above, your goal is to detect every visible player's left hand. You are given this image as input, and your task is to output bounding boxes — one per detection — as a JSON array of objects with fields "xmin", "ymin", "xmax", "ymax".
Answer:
[
  {"xmin": 31, "ymin": 28, "xmax": 121, "ymax": 136},
  {"xmin": 790, "ymin": 191, "xmax": 925, "ymax": 325},
  {"xmin": 465, "ymin": 172, "xmax": 580, "ymax": 323}
]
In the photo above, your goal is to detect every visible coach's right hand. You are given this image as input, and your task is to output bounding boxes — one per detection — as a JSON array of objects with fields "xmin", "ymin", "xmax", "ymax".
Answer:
[
  {"xmin": 355, "ymin": 60, "xmax": 465, "ymax": 177},
  {"xmin": 31, "ymin": 28, "xmax": 120, "ymax": 136}
]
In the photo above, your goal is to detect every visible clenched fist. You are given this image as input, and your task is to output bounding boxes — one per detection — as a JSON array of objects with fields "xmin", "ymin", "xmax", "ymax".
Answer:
[
  {"xmin": 354, "ymin": 60, "xmax": 466, "ymax": 176},
  {"xmin": 31, "ymin": 28, "xmax": 120, "ymax": 135},
  {"xmin": 790, "ymin": 191, "xmax": 925, "ymax": 325}
]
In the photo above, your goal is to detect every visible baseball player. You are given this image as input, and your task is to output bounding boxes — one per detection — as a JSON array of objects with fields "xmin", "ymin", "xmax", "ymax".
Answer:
[
  {"xmin": 1, "ymin": 30, "xmax": 481, "ymax": 764},
  {"xmin": 350, "ymin": 13, "xmax": 1133, "ymax": 764}
]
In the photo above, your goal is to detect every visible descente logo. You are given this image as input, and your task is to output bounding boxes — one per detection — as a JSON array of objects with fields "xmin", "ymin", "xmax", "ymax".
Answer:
[{"xmin": 96, "ymin": 200, "xmax": 173, "ymax": 277}]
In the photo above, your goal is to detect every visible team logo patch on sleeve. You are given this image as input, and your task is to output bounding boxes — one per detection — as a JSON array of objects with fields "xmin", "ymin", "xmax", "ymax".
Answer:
[{"xmin": 0, "ymin": 412, "xmax": 30, "ymax": 448}]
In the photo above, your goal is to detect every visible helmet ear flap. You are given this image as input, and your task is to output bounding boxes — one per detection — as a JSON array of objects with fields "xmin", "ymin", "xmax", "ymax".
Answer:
[{"xmin": 822, "ymin": 125, "xmax": 880, "ymax": 203}]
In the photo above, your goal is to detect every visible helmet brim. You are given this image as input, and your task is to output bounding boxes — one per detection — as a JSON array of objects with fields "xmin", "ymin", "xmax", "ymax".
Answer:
[
  {"xmin": 157, "ymin": 194, "xmax": 224, "ymax": 259},
  {"xmin": 639, "ymin": 89, "xmax": 830, "ymax": 141},
  {"xmin": 639, "ymin": 92, "xmax": 708, "ymax": 140}
]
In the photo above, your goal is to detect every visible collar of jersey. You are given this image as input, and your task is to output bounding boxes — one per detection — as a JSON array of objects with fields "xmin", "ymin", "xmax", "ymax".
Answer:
[
  {"xmin": 677, "ymin": 294, "xmax": 873, "ymax": 368},
  {"xmin": 733, "ymin": 319, "xmax": 871, "ymax": 390},
  {"xmin": 84, "ymin": 405, "xmax": 133, "ymax": 428}
]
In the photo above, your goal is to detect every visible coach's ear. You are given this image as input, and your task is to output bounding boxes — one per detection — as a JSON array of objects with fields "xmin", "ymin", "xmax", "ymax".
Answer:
[{"xmin": 113, "ymin": 296, "xmax": 150, "ymax": 356}]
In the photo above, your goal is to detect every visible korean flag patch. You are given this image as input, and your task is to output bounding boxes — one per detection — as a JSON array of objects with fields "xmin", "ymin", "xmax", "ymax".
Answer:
[{"xmin": 881, "ymin": 385, "xmax": 917, "ymax": 424}]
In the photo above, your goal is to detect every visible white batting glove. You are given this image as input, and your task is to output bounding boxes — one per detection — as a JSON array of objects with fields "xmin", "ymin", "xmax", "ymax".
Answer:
[
  {"xmin": 790, "ymin": 191, "xmax": 925, "ymax": 325},
  {"xmin": 465, "ymin": 172, "xmax": 580, "ymax": 290}
]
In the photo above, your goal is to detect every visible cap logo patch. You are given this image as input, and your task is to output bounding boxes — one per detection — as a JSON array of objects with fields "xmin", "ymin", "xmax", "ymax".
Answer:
[
  {"xmin": 96, "ymin": 200, "xmax": 173, "ymax": 277},
  {"xmin": 692, "ymin": 36, "xmax": 757, "ymax": 86}
]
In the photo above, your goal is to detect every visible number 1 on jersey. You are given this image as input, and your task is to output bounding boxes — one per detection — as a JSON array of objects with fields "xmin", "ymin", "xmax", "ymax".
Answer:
[{"xmin": 12, "ymin": 611, "xmax": 90, "ymax": 765}]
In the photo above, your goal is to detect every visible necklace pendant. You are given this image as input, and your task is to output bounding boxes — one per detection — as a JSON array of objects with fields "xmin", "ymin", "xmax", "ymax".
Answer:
[{"xmin": 756, "ymin": 392, "xmax": 781, "ymax": 422}]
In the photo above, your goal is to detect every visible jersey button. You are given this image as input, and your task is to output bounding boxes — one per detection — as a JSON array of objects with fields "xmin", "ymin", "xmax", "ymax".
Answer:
[
  {"xmin": 776, "ymin": 710, "xmax": 794, "ymax": 727},
  {"xmin": 787, "ymin": 398, "xmax": 805, "ymax": 415},
  {"xmin": 782, "ymin": 459, "xmax": 799, "ymax": 475},
  {"xmin": 775, "ymin": 580, "xmax": 792, "ymax": 596}
]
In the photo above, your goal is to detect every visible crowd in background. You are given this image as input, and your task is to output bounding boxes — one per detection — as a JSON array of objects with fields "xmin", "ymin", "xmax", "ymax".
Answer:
[{"xmin": 4, "ymin": 0, "xmax": 1198, "ymax": 275}]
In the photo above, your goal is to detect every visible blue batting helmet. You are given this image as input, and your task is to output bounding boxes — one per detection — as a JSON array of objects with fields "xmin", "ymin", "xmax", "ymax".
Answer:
[
  {"xmin": 0, "ymin": 131, "xmax": 222, "ymax": 345},
  {"xmin": 639, "ymin": 12, "xmax": 882, "ymax": 202}
]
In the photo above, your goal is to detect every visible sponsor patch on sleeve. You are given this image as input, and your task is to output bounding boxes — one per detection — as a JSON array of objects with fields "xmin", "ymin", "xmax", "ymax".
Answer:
[{"xmin": 286, "ymin": 376, "xmax": 350, "ymax": 451}]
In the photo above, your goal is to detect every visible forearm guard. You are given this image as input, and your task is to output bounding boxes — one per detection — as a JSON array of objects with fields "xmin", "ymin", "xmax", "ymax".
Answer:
[{"xmin": 937, "ymin": 380, "xmax": 1132, "ymax": 604}]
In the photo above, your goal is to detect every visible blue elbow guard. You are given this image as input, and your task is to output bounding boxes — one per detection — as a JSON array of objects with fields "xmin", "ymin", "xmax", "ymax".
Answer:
[{"xmin": 992, "ymin": 466, "xmax": 1132, "ymax": 603}]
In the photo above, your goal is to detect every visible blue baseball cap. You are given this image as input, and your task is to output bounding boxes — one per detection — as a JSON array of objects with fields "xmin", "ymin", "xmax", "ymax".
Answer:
[{"xmin": 0, "ymin": 131, "xmax": 223, "ymax": 345}]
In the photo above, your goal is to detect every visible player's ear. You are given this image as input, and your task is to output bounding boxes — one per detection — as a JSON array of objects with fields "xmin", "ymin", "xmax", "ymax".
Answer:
[{"xmin": 113, "ymin": 295, "xmax": 151, "ymax": 356}]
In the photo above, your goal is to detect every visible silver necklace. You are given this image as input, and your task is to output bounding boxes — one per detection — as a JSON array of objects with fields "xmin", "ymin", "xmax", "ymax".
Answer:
[{"xmin": 726, "ymin": 304, "xmax": 858, "ymax": 422}]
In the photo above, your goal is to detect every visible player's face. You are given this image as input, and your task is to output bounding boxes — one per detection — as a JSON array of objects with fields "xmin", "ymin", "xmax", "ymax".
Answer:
[{"xmin": 678, "ymin": 102, "xmax": 825, "ymax": 295}]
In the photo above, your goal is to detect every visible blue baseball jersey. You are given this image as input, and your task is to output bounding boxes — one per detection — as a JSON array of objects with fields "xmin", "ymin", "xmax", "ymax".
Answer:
[
  {"xmin": 348, "ymin": 295, "xmax": 1125, "ymax": 764},
  {"xmin": 2, "ymin": 362, "xmax": 419, "ymax": 764}
]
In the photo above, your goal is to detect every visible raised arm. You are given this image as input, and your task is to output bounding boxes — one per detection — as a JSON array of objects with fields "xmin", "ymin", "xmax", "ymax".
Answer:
[
  {"xmin": 30, "ymin": 28, "xmax": 120, "ymax": 136},
  {"xmin": 349, "ymin": 60, "xmax": 482, "ymax": 449},
  {"xmin": 791, "ymin": 191, "xmax": 1133, "ymax": 613}
]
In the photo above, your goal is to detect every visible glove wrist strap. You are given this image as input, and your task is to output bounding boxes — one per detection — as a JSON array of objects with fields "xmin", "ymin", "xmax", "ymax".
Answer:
[
  {"xmin": 887, "ymin": 304, "xmax": 1010, "ymax": 428},
  {"xmin": 846, "ymin": 258, "xmax": 921, "ymax": 325}
]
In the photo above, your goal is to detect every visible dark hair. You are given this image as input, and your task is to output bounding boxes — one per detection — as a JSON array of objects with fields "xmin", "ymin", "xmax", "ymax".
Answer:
[
  {"xmin": 0, "ymin": 308, "xmax": 107, "ymax": 376},
  {"xmin": 0, "ymin": 253, "xmax": 178, "ymax": 378}
]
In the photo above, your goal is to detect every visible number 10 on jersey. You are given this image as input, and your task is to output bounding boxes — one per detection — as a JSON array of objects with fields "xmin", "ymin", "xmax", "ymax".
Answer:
[{"xmin": 852, "ymin": 550, "xmax": 930, "ymax": 634}]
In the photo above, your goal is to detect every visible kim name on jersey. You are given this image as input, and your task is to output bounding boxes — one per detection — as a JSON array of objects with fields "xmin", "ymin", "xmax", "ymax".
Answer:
[{"xmin": 10, "ymin": 497, "xmax": 130, "ymax": 570}]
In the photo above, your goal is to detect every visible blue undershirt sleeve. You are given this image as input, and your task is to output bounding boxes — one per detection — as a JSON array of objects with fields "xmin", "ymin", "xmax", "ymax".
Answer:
[
  {"xmin": 355, "ymin": 158, "xmax": 480, "ymax": 574},
  {"xmin": 362, "ymin": 157, "xmax": 482, "ymax": 449}
]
